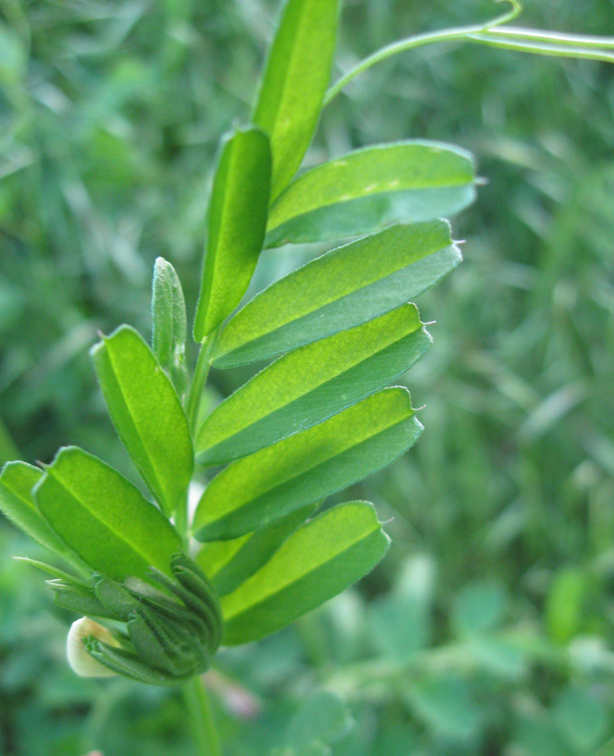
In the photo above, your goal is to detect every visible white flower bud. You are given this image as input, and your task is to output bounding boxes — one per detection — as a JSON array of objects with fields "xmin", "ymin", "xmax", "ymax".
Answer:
[{"xmin": 66, "ymin": 617, "xmax": 120, "ymax": 678}]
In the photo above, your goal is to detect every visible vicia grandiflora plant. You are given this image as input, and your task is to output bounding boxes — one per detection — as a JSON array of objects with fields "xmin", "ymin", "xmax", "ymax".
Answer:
[{"xmin": 1, "ymin": 0, "xmax": 612, "ymax": 751}]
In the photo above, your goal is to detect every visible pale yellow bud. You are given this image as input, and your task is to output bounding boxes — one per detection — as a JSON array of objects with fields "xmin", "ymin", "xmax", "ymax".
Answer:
[{"xmin": 66, "ymin": 617, "xmax": 120, "ymax": 678}]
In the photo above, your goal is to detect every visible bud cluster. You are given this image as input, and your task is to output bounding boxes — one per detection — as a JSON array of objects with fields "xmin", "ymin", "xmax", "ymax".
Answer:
[{"xmin": 51, "ymin": 553, "xmax": 223, "ymax": 686}]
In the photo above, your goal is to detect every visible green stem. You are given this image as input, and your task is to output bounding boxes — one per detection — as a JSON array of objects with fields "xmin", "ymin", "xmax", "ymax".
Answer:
[
  {"xmin": 324, "ymin": 0, "xmax": 522, "ymax": 105},
  {"xmin": 183, "ymin": 676, "xmax": 222, "ymax": 756},
  {"xmin": 486, "ymin": 26, "xmax": 614, "ymax": 48},
  {"xmin": 324, "ymin": 0, "xmax": 614, "ymax": 106},
  {"xmin": 186, "ymin": 329, "xmax": 219, "ymax": 432},
  {"xmin": 174, "ymin": 492, "xmax": 189, "ymax": 549},
  {"xmin": 467, "ymin": 32, "xmax": 614, "ymax": 63}
]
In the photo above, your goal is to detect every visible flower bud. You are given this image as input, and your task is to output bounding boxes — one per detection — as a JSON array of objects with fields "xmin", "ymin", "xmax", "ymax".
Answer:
[{"xmin": 67, "ymin": 617, "xmax": 120, "ymax": 678}]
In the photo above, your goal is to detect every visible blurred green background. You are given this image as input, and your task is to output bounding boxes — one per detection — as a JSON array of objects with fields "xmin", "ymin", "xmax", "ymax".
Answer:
[{"xmin": 1, "ymin": 0, "xmax": 614, "ymax": 754}]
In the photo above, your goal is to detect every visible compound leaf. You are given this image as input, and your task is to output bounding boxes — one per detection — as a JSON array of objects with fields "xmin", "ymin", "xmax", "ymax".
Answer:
[
  {"xmin": 34, "ymin": 446, "xmax": 181, "ymax": 581},
  {"xmin": 194, "ymin": 387, "xmax": 421, "ymax": 541},
  {"xmin": 221, "ymin": 501, "xmax": 389, "ymax": 644},
  {"xmin": 91, "ymin": 325, "xmax": 193, "ymax": 517},
  {"xmin": 213, "ymin": 221, "xmax": 459, "ymax": 368},
  {"xmin": 197, "ymin": 304, "xmax": 430, "ymax": 464},
  {"xmin": 266, "ymin": 141, "xmax": 476, "ymax": 247}
]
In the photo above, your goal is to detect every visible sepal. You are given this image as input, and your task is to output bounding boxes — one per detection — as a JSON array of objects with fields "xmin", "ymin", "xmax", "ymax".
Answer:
[{"xmin": 55, "ymin": 552, "xmax": 223, "ymax": 687}]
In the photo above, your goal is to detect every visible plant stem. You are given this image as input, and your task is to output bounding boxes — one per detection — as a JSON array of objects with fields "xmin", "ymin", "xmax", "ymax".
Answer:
[
  {"xmin": 324, "ymin": 0, "xmax": 522, "ymax": 105},
  {"xmin": 186, "ymin": 329, "xmax": 219, "ymax": 432},
  {"xmin": 466, "ymin": 32, "xmax": 614, "ymax": 63},
  {"xmin": 183, "ymin": 675, "xmax": 222, "ymax": 756},
  {"xmin": 323, "ymin": 0, "xmax": 614, "ymax": 106},
  {"xmin": 174, "ymin": 492, "xmax": 189, "ymax": 549}
]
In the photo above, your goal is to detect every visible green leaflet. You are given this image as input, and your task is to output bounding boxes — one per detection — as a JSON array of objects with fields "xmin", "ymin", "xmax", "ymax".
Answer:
[
  {"xmin": 221, "ymin": 501, "xmax": 390, "ymax": 645},
  {"xmin": 34, "ymin": 446, "xmax": 181, "ymax": 581},
  {"xmin": 0, "ymin": 461, "xmax": 84, "ymax": 568},
  {"xmin": 197, "ymin": 304, "xmax": 430, "ymax": 465},
  {"xmin": 212, "ymin": 221, "xmax": 459, "ymax": 368},
  {"xmin": 196, "ymin": 503, "xmax": 318, "ymax": 596},
  {"xmin": 91, "ymin": 325, "xmax": 194, "ymax": 517},
  {"xmin": 253, "ymin": 0, "xmax": 339, "ymax": 199},
  {"xmin": 151, "ymin": 257, "xmax": 188, "ymax": 396},
  {"xmin": 265, "ymin": 141, "xmax": 476, "ymax": 247},
  {"xmin": 193, "ymin": 387, "xmax": 422, "ymax": 542},
  {"xmin": 193, "ymin": 127, "xmax": 272, "ymax": 341}
]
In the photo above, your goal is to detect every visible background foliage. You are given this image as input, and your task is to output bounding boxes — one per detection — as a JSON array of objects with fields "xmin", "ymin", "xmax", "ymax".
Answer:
[{"xmin": 1, "ymin": 0, "xmax": 614, "ymax": 754}]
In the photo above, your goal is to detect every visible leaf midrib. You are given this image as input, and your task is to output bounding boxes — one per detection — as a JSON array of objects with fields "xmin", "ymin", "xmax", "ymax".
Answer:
[
  {"xmin": 204, "ymin": 134, "xmax": 241, "ymax": 323},
  {"xmin": 255, "ymin": 0, "xmax": 311, "ymax": 144},
  {"xmin": 42, "ymin": 464, "xmax": 164, "ymax": 572},
  {"xmin": 202, "ymin": 321, "xmax": 422, "ymax": 447},
  {"xmin": 199, "ymin": 407, "xmax": 412, "ymax": 528},
  {"xmin": 104, "ymin": 334, "xmax": 169, "ymax": 509},
  {"xmin": 222, "ymin": 510, "xmax": 381, "ymax": 621},
  {"xmin": 215, "ymin": 224, "xmax": 450, "ymax": 360}
]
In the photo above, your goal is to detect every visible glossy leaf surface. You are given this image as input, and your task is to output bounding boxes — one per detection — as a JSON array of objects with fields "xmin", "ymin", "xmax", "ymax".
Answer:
[
  {"xmin": 197, "ymin": 304, "xmax": 430, "ymax": 464},
  {"xmin": 0, "ymin": 461, "xmax": 82, "ymax": 566},
  {"xmin": 151, "ymin": 257, "xmax": 188, "ymax": 396},
  {"xmin": 194, "ymin": 387, "xmax": 421, "ymax": 541},
  {"xmin": 34, "ymin": 447, "xmax": 181, "ymax": 580},
  {"xmin": 193, "ymin": 127, "xmax": 271, "ymax": 340},
  {"xmin": 253, "ymin": 0, "xmax": 339, "ymax": 199},
  {"xmin": 266, "ymin": 141, "xmax": 476, "ymax": 246},
  {"xmin": 213, "ymin": 221, "xmax": 458, "ymax": 368},
  {"xmin": 196, "ymin": 502, "xmax": 318, "ymax": 596},
  {"xmin": 91, "ymin": 325, "xmax": 193, "ymax": 516},
  {"xmin": 221, "ymin": 501, "xmax": 390, "ymax": 644}
]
